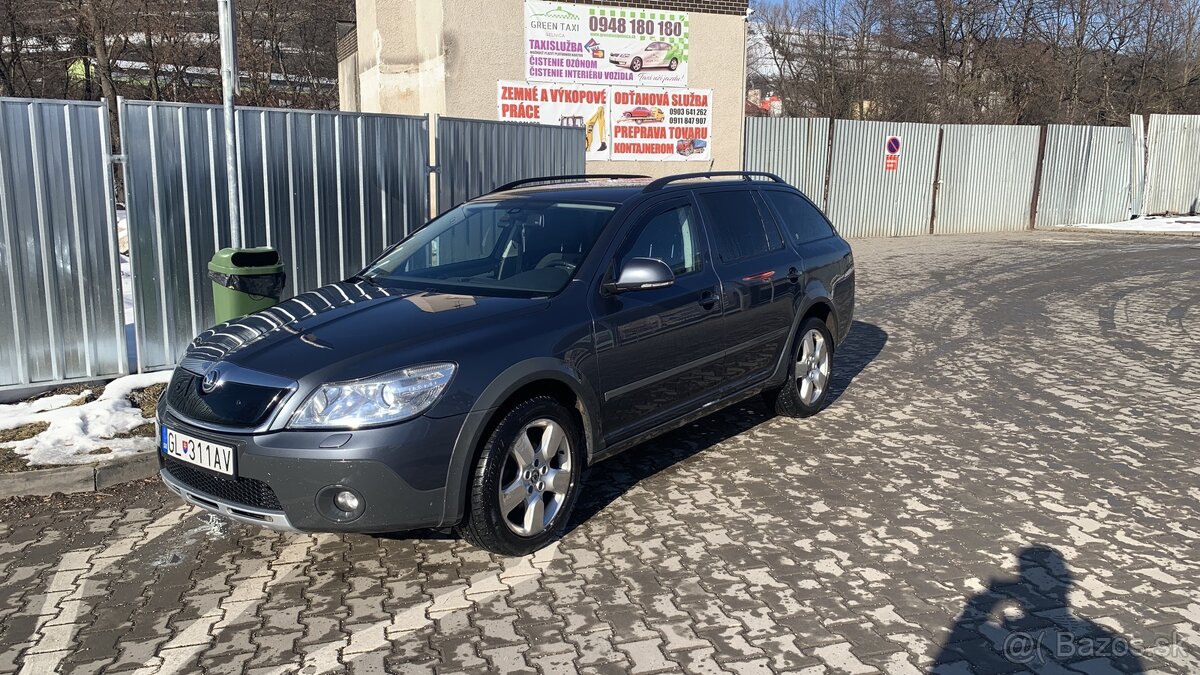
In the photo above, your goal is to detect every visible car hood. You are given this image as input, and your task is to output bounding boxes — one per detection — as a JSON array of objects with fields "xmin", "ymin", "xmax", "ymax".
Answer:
[{"xmin": 180, "ymin": 280, "xmax": 548, "ymax": 382}]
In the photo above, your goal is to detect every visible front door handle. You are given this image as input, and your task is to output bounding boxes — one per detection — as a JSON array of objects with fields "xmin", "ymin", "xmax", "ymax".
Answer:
[
  {"xmin": 742, "ymin": 270, "xmax": 776, "ymax": 282},
  {"xmin": 698, "ymin": 290, "xmax": 719, "ymax": 310},
  {"xmin": 787, "ymin": 267, "xmax": 801, "ymax": 284}
]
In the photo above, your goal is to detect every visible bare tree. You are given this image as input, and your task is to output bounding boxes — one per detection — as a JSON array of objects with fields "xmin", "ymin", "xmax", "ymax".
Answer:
[
  {"xmin": 0, "ymin": 0, "xmax": 347, "ymax": 109},
  {"xmin": 751, "ymin": 0, "xmax": 1200, "ymax": 123},
  {"xmin": 78, "ymin": 0, "xmax": 130, "ymax": 120}
]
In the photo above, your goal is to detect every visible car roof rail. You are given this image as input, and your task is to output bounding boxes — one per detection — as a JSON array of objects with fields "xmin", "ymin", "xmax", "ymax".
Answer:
[
  {"xmin": 489, "ymin": 174, "xmax": 651, "ymax": 194},
  {"xmin": 642, "ymin": 171, "xmax": 786, "ymax": 192}
]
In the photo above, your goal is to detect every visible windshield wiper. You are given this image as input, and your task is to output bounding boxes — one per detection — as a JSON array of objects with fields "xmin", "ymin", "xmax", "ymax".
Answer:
[{"xmin": 348, "ymin": 273, "xmax": 378, "ymax": 287}]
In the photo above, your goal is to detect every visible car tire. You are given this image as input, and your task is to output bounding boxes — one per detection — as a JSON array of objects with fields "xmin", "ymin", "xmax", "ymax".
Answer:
[
  {"xmin": 668, "ymin": 58, "xmax": 679, "ymax": 71},
  {"xmin": 631, "ymin": 57, "xmax": 642, "ymax": 72},
  {"xmin": 763, "ymin": 317, "xmax": 835, "ymax": 418},
  {"xmin": 458, "ymin": 396, "xmax": 585, "ymax": 555}
]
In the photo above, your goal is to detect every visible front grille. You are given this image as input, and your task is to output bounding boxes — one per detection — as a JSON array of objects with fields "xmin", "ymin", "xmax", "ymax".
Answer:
[
  {"xmin": 166, "ymin": 368, "xmax": 287, "ymax": 428},
  {"xmin": 163, "ymin": 455, "xmax": 283, "ymax": 511}
]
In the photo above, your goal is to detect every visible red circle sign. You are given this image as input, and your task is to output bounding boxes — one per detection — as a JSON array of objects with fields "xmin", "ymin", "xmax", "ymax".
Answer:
[{"xmin": 886, "ymin": 136, "xmax": 901, "ymax": 154}]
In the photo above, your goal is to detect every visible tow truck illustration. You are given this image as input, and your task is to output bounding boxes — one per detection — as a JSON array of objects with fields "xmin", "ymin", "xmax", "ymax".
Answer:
[
  {"xmin": 675, "ymin": 138, "xmax": 707, "ymax": 156},
  {"xmin": 621, "ymin": 106, "xmax": 665, "ymax": 124}
]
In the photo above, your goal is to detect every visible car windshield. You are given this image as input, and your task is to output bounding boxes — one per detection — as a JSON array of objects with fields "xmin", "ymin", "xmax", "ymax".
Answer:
[{"xmin": 360, "ymin": 198, "xmax": 616, "ymax": 297}]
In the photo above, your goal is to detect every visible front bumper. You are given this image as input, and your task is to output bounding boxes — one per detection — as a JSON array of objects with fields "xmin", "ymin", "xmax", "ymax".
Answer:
[
  {"xmin": 156, "ymin": 407, "xmax": 467, "ymax": 533},
  {"xmin": 161, "ymin": 468, "xmax": 297, "ymax": 531}
]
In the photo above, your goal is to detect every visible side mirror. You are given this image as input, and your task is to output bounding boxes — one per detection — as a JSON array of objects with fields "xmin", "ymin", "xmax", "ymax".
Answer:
[{"xmin": 604, "ymin": 257, "xmax": 675, "ymax": 294}]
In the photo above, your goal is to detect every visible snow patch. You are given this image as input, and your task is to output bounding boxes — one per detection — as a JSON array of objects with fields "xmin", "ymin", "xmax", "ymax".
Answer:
[
  {"xmin": 121, "ymin": 254, "xmax": 138, "ymax": 369},
  {"xmin": 1059, "ymin": 215, "xmax": 1200, "ymax": 233},
  {"xmin": 0, "ymin": 371, "xmax": 171, "ymax": 466}
]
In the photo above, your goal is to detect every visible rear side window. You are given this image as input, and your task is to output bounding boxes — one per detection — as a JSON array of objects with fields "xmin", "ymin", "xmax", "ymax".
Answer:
[
  {"xmin": 697, "ymin": 190, "xmax": 781, "ymax": 262},
  {"xmin": 765, "ymin": 191, "xmax": 835, "ymax": 245}
]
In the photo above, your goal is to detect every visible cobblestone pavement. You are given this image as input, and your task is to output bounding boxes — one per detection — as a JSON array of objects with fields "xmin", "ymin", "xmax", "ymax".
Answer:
[{"xmin": 1, "ymin": 231, "xmax": 1198, "ymax": 675}]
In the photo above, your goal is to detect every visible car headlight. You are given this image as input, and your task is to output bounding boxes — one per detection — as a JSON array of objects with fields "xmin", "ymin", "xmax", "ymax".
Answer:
[{"xmin": 289, "ymin": 363, "xmax": 456, "ymax": 429}]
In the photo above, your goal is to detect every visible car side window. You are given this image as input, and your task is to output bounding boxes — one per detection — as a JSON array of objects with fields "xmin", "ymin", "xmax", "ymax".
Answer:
[
  {"xmin": 617, "ymin": 203, "xmax": 702, "ymax": 277},
  {"xmin": 765, "ymin": 191, "xmax": 835, "ymax": 245},
  {"xmin": 696, "ymin": 190, "xmax": 782, "ymax": 262}
]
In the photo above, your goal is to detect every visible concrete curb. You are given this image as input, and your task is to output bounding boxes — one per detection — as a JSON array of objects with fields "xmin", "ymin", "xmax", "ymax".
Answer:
[
  {"xmin": 0, "ymin": 452, "xmax": 157, "ymax": 499},
  {"xmin": 1045, "ymin": 226, "xmax": 1200, "ymax": 237}
]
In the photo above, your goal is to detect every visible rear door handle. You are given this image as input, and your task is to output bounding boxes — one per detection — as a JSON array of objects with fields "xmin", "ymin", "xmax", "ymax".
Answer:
[
  {"xmin": 787, "ymin": 267, "xmax": 801, "ymax": 284},
  {"xmin": 698, "ymin": 290, "xmax": 719, "ymax": 310}
]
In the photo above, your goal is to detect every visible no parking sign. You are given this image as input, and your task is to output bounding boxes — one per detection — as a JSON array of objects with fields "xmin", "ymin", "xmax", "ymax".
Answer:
[{"xmin": 885, "ymin": 135, "xmax": 901, "ymax": 171}]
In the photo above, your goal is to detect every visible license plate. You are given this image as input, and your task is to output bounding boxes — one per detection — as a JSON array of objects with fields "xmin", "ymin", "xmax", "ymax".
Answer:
[{"xmin": 161, "ymin": 426, "xmax": 235, "ymax": 476}]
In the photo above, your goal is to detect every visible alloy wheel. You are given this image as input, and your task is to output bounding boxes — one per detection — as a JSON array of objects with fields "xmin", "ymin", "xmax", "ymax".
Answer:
[
  {"xmin": 498, "ymin": 418, "xmax": 573, "ymax": 537},
  {"xmin": 796, "ymin": 328, "xmax": 831, "ymax": 406}
]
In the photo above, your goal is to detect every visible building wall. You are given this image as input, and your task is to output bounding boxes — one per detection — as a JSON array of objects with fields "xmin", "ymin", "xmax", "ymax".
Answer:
[
  {"xmin": 336, "ymin": 24, "xmax": 361, "ymax": 112},
  {"xmin": 349, "ymin": 0, "xmax": 747, "ymax": 177},
  {"xmin": 353, "ymin": 0, "xmax": 447, "ymax": 115},
  {"xmin": 337, "ymin": 53, "xmax": 360, "ymax": 112}
]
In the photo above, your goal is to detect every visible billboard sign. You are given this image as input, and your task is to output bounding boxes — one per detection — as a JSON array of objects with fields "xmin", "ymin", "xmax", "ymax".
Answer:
[
  {"xmin": 610, "ymin": 87, "xmax": 712, "ymax": 161},
  {"xmin": 525, "ymin": 1, "xmax": 690, "ymax": 88},
  {"xmin": 497, "ymin": 81, "xmax": 612, "ymax": 161},
  {"xmin": 497, "ymin": 82, "xmax": 713, "ymax": 162}
]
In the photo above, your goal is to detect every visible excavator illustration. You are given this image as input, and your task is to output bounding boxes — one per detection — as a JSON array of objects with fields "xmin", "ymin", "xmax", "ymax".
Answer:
[
  {"xmin": 561, "ymin": 106, "xmax": 607, "ymax": 153},
  {"xmin": 585, "ymin": 105, "xmax": 607, "ymax": 152}
]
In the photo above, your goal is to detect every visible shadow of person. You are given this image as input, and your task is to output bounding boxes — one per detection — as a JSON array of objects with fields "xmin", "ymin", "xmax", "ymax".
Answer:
[{"xmin": 934, "ymin": 546, "xmax": 1144, "ymax": 674}]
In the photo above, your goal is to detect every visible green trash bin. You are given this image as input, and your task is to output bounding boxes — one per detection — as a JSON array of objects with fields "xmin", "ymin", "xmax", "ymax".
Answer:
[{"xmin": 208, "ymin": 247, "xmax": 286, "ymax": 323}]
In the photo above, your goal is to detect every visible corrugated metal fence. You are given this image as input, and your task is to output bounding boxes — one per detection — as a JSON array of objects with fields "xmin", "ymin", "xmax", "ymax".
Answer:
[
  {"xmin": 436, "ymin": 117, "xmax": 585, "ymax": 214},
  {"xmin": 1035, "ymin": 125, "xmax": 1134, "ymax": 227},
  {"xmin": 744, "ymin": 116, "xmax": 1200, "ymax": 235},
  {"xmin": 4, "ymin": 97, "xmax": 1198, "ymax": 390},
  {"xmin": 933, "ymin": 125, "xmax": 1040, "ymax": 234},
  {"xmin": 744, "ymin": 117, "xmax": 830, "ymax": 209},
  {"xmin": 0, "ymin": 98, "xmax": 127, "ymax": 391},
  {"xmin": 121, "ymin": 100, "xmax": 431, "ymax": 372},
  {"xmin": 1129, "ymin": 114, "xmax": 1146, "ymax": 216},
  {"xmin": 1142, "ymin": 114, "xmax": 1200, "ymax": 215},
  {"xmin": 826, "ymin": 120, "xmax": 940, "ymax": 238},
  {"xmin": 0, "ymin": 98, "xmax": 584, "ymax": 388}
]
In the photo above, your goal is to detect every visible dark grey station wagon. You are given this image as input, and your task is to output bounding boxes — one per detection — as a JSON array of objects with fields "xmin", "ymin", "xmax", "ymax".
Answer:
[{"xmin": 157, "ymin": 172, "xmax": 856, "ymax": 554}]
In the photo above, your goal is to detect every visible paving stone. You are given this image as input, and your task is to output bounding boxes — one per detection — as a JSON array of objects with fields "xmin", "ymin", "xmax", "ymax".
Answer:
[{"xmin": 0, "ymin": 233, "xmax": 1196, "ymax": 674}]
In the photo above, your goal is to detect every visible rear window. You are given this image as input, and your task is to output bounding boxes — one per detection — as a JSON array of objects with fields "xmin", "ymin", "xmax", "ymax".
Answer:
[
  {"xmin": 764, "ymin": 191, "xmax": 835, "ymax": 245},
  {"xmin": 697, "ymin": 190, "xmax": 782, "ymax": 262}
]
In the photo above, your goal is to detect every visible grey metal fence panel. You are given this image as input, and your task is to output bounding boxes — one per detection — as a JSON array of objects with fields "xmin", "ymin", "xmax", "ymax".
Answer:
[
  {"xmin": 0, "ymin": 97, "xmax": 127, "ymax": 391},
  {"xmin": 436, "ymin": 117, "xmax": 584, "ymax": 214},
  {"xmin": 1035, "ymin": 125, "xmax": 1132, "ymax": 227},
  {"xmin": 933, "ymin": 124, "xmax": 1040, "ymax": 234},
  {"xmin": 743, "ymin": 117, "xmax": 830, "ymax": 209},
  {"xmin": 1129, "ymin": 115, "xmax": 1145, "ymax": 217},
  {"xmin": 122, "ymin": 100, "xmax": 429, "ymax": 372},
  {"xmin": 1142, "ymin": 114, "xmax": 1200, "ymax": 215},
  {"xmin": 825, "ymin": 120, "xmax": 940, "ymax": 237}
]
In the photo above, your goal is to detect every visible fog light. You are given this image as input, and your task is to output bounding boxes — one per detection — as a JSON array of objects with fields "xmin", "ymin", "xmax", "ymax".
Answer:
[
  {"xmin": 334, "ymin": 490, "xmax": 360, "ymax": 512},
  {"xmin": 316, "ymin": 485, "xmax": 365, "ymax": 523}
]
